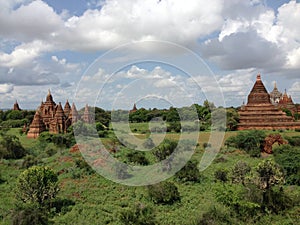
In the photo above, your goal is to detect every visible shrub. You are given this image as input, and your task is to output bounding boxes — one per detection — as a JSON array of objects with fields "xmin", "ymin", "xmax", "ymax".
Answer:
[
  {"xmin": 126, "ymin": 151, "xmax": 149, "ymax": 166},
  {"xmin": 75, "ymin": 159, "xmax": 95, "ymax": 175},
  {"xmin": 273, "ymin": 145, "xmax": 300, "ymax": 185},
  {"xmin": 12, "ymin": 207, "xmax": 48, "ymax": 225},
  {"xmin": 231, "ymin": 161, "xmax": 251, "ymax": 186},
  {"xmin": 0, "ymin": 133, "xmax": 26, "ymax": 159},
  {"xmin": 16, "ymin": 166, "xmax": 59, "ymax": 207},
  {"xmin": 214, "ymin": 169, "xmax": 228, "ymax": 183},
  {"xmin": 22, "ymin": 155, "xmax": 39, "ymax": 169},
  {"xmin": 119, "ymin": 203, "xmax": 156, "ymax": 225},
  {"xmin": 215, "ymin": 184, "xmax": 261, "ymax": 219},
  {"xmin": 152, "ymin": 139, "xmax": 178, "ymax": 161},
  {"xmin": 224, "ymin": 130, "xmax": 265, "ymax": 157},
  {"xmin": 195, "ymin": 206, "xmax": 232, "ymax": 225},
  {"xmin": 175, "ymin": 160, "xmax": 201, "ymax": 183},
  {"xmin": 148, "ymin": 182, "xmax": 180, "ymax": 204},
  {"xmin": 284, "ymin": 136, "xmax": 300, "ymax": 147}
]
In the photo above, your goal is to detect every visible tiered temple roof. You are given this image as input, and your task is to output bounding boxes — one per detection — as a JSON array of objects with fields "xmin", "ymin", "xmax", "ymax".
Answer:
[
  {"xmin": 238, "ymin": 75, "xmax": 300, "ymax": 130},
  {"xmin": 27, "ymin": 90, "xmax": 83, "ymax": 138},
  {"xmin": 27, "ymin": 110, "xmax": 46, "ymax": 138}
]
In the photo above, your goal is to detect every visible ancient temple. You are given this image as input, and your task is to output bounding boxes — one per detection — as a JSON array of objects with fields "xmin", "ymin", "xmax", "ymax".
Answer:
[
  {"xmin": 82, "ymin": 104, "xmax": 94, "ymax": 124},
  {"xmin": 238, "ymin": 74, "xmax": 300, "ymax": 130},
  {"xmin": 269, "ymin": 82, "xmax": 282, "ymax": 105},
  {"xmin": 130, "ymin": 103, "xmax": 138, "ymax": 113},
  {"xmin": 13, "ymin": 100, "xmax": 21, "ymax": 111},
  {"xmin": 27, "ymin": 90, "xmax": 80, "ymax": 138},
  {"xmin": 27, "ymin": 110, "xmax": 46, "ymax": 138}
]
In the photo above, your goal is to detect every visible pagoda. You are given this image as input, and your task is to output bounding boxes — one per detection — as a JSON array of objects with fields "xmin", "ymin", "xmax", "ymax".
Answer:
[
  {"xmin": 238, "ymin": 74, "xmax": 300, "ymax": 130},
  {"xmin": 27, "ymin": 110, "xmax": 46, "ymax": 138},
  {"xmin": 13, "ymin": 100, "xmax": 21, "ymax": 111},
  {"xmin": 27, "ymin": 91, "xmax": 79, "ymax": 138}
]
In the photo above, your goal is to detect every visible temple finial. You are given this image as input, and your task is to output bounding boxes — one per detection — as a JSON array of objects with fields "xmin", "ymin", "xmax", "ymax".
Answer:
[{"xmin": 256, "ymin": 74, "xmax": 261, "ymax": 80}]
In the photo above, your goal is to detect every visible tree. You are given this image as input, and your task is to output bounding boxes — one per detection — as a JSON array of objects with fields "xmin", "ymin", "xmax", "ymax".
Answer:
[
  {"xmin": 225, "ymin": 130, "xmax": 266, "ymax": 157},
  {"xmin": 152, "ymin": 139, "xmax": 177, "ymax": 161},
  {"xmin": 231, "ymin": 161, "xmax": 251, "ymax": 186},
  {"xmin": 255, "ymin": 159, "xmax": 286, "ymax": 212},
  {"xmin": 0, "ymin": 132, "xmax": 26, "ymax": 159},
  {"xmin": 255, "ymin": 159, "xmax": 284, "ymax": 191},
  {"xmin": 16, "ymin": 166, "xmax": 59, "ymax": 207},
  {"xmin": 273, "ymin": 145, "xmax": 300, "ymax": 185}
]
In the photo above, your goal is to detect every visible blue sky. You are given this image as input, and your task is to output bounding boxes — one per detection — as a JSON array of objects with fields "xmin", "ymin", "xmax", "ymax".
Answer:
[{"xmin": 0, "ymin": 0, "xmax": 299, "ymax": 110}]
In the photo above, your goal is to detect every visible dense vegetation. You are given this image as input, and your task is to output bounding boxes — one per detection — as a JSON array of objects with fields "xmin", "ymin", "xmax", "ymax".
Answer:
[{"xmin": 0, "ymin": 104, "xmax": 300, "ymax": 224}]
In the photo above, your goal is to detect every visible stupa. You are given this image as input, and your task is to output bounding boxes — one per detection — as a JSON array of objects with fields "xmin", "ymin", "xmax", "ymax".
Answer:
[{"xmin": 238, "ymin": 74, "xmax": 300, "ymax": 130}]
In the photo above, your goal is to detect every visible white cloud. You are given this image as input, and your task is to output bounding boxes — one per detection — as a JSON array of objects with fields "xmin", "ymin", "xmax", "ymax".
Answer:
[
  {"xmin": 288, "ymin": 82, "xmax": 300, "ymax": 103},
  {"xmin": 0, "ymin": 0, "xmax": 63, "ymax": 42},
  {"xmin": 0, "ymin": 40, "xmax": 53, "ymax": 67},
  {"xmin": 0, "ymin": 83, "xmax": 14, "ymax": 94}
]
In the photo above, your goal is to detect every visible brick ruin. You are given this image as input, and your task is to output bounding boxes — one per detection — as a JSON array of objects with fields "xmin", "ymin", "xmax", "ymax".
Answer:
[
  {"xmin": 27, "ymin": 90, "xmax": 93, "ymax": 138},
  {"xmin": 238, "ymin": 74, "xmax": 300, "ymax": 130}
]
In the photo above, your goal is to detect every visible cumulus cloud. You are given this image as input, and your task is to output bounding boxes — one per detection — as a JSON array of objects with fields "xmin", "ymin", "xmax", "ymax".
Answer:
[
  {"xmin": 0, "ymin": 0, "xmax": 299, "ymax": 109},
  {"xmin": 0, "ymin": 0, "xmax": 63, "ymax": 42},
  {"xmin": 0, "ymin": 83, "xmax": 14, "ymax": 94}
]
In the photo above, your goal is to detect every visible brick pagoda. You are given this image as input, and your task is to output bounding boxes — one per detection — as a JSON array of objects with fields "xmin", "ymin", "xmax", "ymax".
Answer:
[
  {"xmin": 27, "ymin": 90, "xmax": 89, "ymax": 138},
  {"xmin": 238, "ymin": 74, "xmax": 300, "ymax": 130}
]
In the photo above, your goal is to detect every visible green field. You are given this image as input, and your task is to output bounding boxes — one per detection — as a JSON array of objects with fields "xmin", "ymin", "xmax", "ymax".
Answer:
[{"xmin": 0, "ymin": 127, "xmax": 300, "ymax": 224}]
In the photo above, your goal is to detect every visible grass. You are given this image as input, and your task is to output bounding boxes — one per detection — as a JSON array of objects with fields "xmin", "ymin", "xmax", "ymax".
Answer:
[{"xmin": 0, "ymin": 127, "xmax": 300, "ymax": 224}]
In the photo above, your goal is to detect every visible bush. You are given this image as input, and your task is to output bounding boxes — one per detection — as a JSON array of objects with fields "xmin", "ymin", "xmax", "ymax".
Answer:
[
  {"xmin": 16, "ymin": 166, "xmax": 59, "ymax": 207},
  {"xmin": 148, "ymin": 182, "xmax": 180, "ymax": 204},
  {"xmin": 214, "ymin": 169, "xmax": 228, "ymax": 183},
  {"xmin": 152, "ymin": 139, "xmax": 178, "ymax": 161},
  {"xmin": 284, "ymin": 136, "xmax": 300, "ymax": 147},
  {"xmin": 0, "ymin": 133, "xmax": 26, "ymax": 159},
  {"xmin": 119, "ymin": 203, "xmax": 156, "ymax": 225},
  {"xmin": 195, "ymin": 206, "xmax": 232, "ymax": 225},
  {"xmin": 75, "ymin": 159, "xmax": 95, "ymax": 175},
  {"xmin": 175, "ymin": 160, "xmax": 201, "ymax": 183},
  {"xmin": 12, "ymin": 207, "xmax": 48, "ymax": 225},
  {"xmin": 215, "ymin": 184, "xmax": 261, "ymax": 219},
  {"xmin": 22, "ymin": 155, "xmax": 39, "ymax": 169},
  {"xmin": 231, "ymin": 161, "xmax": 251, "ymax": 186},
  {"xmin": 224, "ymin": 130, "xmax": 265, "ymax": 157},
  {"xmin": 273, "ymin": 145, "xmax": 300, "ymax": 185},
  {"xmin": 126, "ymin": 151, "xmax": 149, "ymax": 166}
]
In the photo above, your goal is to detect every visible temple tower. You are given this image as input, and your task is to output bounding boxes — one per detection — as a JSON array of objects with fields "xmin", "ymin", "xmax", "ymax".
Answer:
[
  {"xmin": 238, "ymin": 74, "xmax": 300, "ymax": 130},
  {"xmin": 27, "ymin": 110, "xmax": 46, "ymax": 138}
]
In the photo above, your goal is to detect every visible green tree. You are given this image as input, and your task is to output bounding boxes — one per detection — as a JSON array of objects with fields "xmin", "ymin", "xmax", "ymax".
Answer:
[
  {"xmin": 274, "ymin": 145, "xmax": 300, "ymax": 185},
  {"xmin": 6, "ymin": 110, "xmax": 24, "ymax": 120},
  {"xmin": 225, "ymin": 130, "xmax": 265, "ymax": 157},
  {"xmin": 16, "ymin": 166, "xmax": 59, "ymax": 207},
  {"xmin": 255, "ymin": 159, "xmax": 286, "ymax": 212},
  {"xmin": 0, "ymin": 132, "xmax": 26, "ymax": 159},
  {"xmin": 231, "ymin": 161, "xmax": 251, "ymax": 186}
]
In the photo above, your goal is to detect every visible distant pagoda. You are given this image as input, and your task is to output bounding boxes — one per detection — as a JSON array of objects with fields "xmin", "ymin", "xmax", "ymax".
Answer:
[
  {"xmin": 13, "ymin": 100, "xmax": 21, "ymax": 111},
  {"xmin": 238, "ymin": 74, "xmax": 300, "ymax": 130}
]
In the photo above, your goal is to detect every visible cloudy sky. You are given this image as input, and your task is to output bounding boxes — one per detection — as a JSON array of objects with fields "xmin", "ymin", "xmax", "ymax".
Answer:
[{"xmin": 0, "ymin": 0, "xmax": 299, "ymax": 110}]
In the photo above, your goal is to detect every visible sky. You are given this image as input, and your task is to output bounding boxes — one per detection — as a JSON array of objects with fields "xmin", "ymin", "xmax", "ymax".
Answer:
[{"xmin": 0, "ymin": 0, "xmax": 299, "ymax": 110}]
